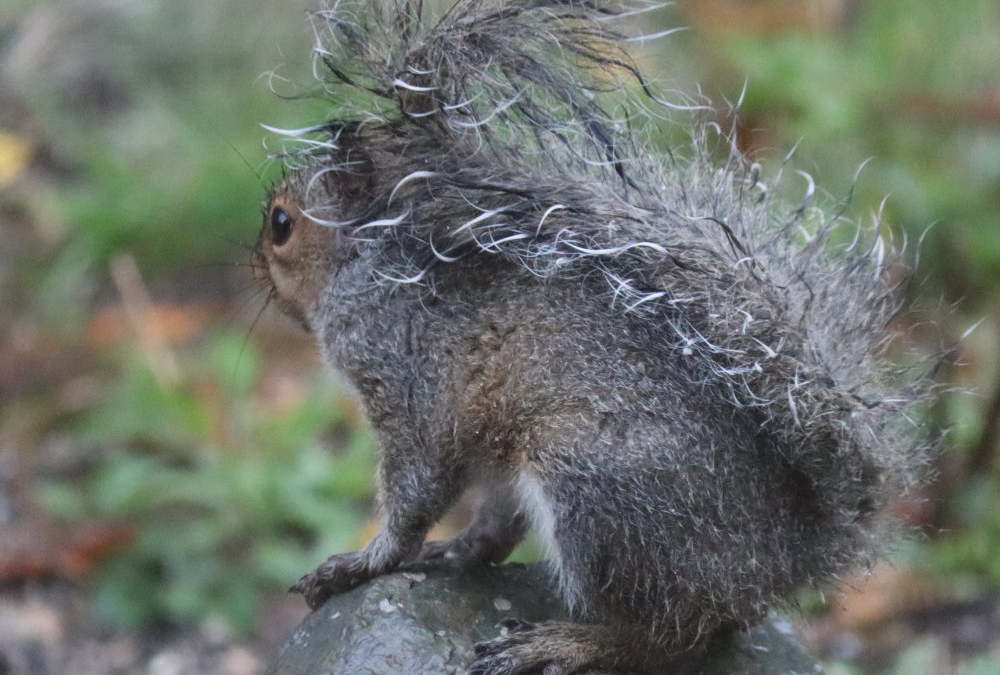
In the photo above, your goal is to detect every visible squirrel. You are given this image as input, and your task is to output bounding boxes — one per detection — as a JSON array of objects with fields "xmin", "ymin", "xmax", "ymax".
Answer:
[{"xmin": 252, "ymin": 1, "xmax": 935, "ymax": 674}]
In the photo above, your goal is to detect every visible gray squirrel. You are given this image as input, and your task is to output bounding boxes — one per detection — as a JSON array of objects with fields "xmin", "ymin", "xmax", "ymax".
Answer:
[{"xmin": 252, "ymin": 1, "xmax": 934, "ymax": 673}]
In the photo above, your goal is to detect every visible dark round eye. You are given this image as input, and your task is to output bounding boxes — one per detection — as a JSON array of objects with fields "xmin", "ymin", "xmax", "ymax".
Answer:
[{"xmin": 270, "ymin": 207, "xmax": 293, "ymax": 247}]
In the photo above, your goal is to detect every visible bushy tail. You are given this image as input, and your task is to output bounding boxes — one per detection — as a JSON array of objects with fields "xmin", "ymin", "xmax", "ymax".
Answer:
[{"xmin": 275, "ymin": 0, "xmax": 935, "ymax": 540}]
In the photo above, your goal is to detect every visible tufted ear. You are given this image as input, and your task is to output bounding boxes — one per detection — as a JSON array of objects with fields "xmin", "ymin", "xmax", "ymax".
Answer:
[
  {"xmin": 338, "ymin": 147, "xmax": 376, "ymax": 201},
  {"xmin": 395, "ymin": 68, "xmax": 437, "ymax": 119},
  {"xmin": 328, "ymin": 150, "xmax": 375, "ymax": 218},
  {"xmin": 319, "ymin": 122, "xmax": 376, "ymax": 210}
]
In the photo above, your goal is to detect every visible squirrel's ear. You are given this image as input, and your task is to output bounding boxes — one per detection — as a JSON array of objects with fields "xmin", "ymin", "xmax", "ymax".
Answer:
[
  {"xmin": 397, "ymin": 86, "xmax": 436, "ymax": 118},
  {"xmin": 396, "ymin": 53, "xmax": 437, "ymax": 118},
  {"xmin": 329, "ymin": 146, "xmax": 375, "ymax": 205}
]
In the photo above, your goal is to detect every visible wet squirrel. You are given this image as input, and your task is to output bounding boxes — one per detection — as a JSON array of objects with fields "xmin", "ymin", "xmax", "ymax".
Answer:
[{"xmin": 253, "ymin": 2, "xmax": 934, "ymax": 673}]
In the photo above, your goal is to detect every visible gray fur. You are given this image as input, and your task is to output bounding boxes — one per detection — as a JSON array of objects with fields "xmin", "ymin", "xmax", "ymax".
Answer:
[{"xmin": 254, "ymin": 1, "xmax": 935, "ymax": 673}]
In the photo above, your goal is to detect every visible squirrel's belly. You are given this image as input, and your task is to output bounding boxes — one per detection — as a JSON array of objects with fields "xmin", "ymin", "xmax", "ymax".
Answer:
[
  {"xmin": 515, "ymin": 468, "xmax": 585, "ymax": 614},
  {"xmin": 514, "ymin": 469, "xmax": 560, "ymax": 562}
]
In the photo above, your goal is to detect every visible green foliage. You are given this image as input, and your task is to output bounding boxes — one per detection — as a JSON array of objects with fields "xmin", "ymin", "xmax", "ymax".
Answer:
[
  {"xmin": 37, "ymin": 332, "xmax": 376, "ymax": 632},
  {"xmin": 929, "ymin": 475, "xmax": 1000, "ymax": 589}
]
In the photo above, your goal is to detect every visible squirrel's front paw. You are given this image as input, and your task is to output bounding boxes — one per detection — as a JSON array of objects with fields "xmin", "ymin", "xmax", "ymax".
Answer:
[
  {"xmin": 292, "ymin": 551, "xmax": 370, "ymax": 610},
  {"xmin": 469, "ymin": 620, "xmax": 586, "ymax": 675}
]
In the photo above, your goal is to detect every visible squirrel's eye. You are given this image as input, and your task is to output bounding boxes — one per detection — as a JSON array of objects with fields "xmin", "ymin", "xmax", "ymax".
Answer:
[{"xmin": 270, "ymin": 207, "xmax": 293, "ymax": 247}]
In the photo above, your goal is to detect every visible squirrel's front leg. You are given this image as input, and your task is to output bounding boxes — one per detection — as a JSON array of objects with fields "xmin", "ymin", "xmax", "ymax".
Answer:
[{"xmin": 293, "ymin": 432, "xmax": 466, "ymax": 610}]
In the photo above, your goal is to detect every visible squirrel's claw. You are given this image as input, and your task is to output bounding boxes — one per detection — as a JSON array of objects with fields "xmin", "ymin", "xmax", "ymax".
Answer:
[{"xmin": 292, "ymin": 551, "xmax": 370, "ymax": 610}]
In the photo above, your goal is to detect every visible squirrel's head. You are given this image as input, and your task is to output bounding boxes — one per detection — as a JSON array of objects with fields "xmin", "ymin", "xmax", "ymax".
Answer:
[{"xmin": 254, "ymin": 149, "xmax": 375, "ymax": 330}]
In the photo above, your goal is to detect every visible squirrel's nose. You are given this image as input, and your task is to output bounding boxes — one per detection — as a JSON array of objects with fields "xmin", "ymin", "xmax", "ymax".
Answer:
[{"xmin": 251, "ymin": 247, "xmax": 272, "ymax": 287}]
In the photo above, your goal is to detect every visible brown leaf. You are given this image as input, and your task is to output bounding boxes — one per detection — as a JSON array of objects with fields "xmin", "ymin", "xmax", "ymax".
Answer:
[
  {"xmin": 0, "ymin": 520, "xmax": 136, "ymax": 583},
  {"xmin": 85, "ymin": 304, "xmax": 210, "ymax": 351},
  {"xmin": 58, "ymin": 521, "xmax": 137, "ymax": 579},
  {"xmin": 681, "ymin": 0, "xmax": 848, "ymax": 35}
]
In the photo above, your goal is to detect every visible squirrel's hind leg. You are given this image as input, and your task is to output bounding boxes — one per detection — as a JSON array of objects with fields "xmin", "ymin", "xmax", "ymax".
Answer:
[{"xmin": 469, "ymin": 620, "xmax": 706, "ymax": 675}]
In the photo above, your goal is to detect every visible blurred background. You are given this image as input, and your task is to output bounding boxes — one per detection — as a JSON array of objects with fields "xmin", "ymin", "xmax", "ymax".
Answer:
[{"xmin": 0, "ymin": 0, "xmax": 998, "ymax": 673}]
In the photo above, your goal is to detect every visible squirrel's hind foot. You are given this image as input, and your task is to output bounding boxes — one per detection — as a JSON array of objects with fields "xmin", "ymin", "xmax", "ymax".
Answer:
[
  {"xmin": 413, "ymin": 530, "xmax": 518, "ymax": 567},
  {"xmin": 470, "ymin": 620, "xmax": 587, "ymax": 675},
  {"xmin": 415, "ymin": 488, "xmax": 527, "ymax": 567},
  {"xmin": 469, "ymin": 619, "xmax": 671, "ymax": 675},
  {"xmin": 470, "ymin": 619, "xmax": 711, "ymax": 675},
  {"xmin": 414, "ymin": 538, "xmax": 481, "ymax": 564}
]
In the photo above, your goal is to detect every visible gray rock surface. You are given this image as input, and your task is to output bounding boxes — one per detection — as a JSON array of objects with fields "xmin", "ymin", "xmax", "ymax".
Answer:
[{"xmin": 265, "ymin": 562, "xmax": 822, "ymax": 675}]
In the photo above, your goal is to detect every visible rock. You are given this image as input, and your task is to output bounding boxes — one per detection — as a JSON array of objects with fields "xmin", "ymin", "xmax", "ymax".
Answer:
[{"xmin": 265, "ymin": 562, "xmax": 823, "ymax": 675}]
